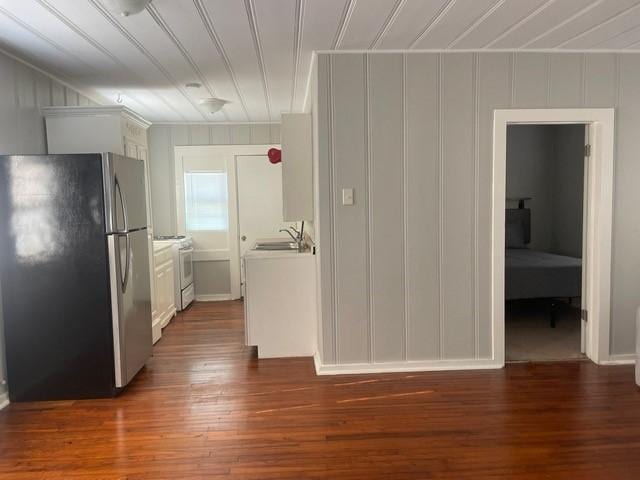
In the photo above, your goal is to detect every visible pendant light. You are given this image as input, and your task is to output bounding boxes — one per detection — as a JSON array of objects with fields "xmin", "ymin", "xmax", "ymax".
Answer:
[
  {"xmin": 199, "ymin": 98, "xmax": 229, "ymax": 115},
  {"xmin": 104, "ymin": 0, "xmax": 152, "ymax": 17}
]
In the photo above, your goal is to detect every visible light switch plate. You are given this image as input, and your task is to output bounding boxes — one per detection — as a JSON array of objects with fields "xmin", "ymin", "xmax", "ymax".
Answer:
[{"xmin": 342, "ymin": 188, "xmax": 354, "ymax": 206}]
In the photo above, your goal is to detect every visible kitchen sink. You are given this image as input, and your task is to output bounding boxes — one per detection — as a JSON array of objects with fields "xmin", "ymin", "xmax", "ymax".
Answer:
[{"xmin": 253, "ymin": 241, "xmax": 299, "ymax": 251}]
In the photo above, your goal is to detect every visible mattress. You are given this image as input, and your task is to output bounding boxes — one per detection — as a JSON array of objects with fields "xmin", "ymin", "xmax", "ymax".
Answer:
[{"xmin": 505, "ymin": 249, "xmax": 582, "ymax": 300}]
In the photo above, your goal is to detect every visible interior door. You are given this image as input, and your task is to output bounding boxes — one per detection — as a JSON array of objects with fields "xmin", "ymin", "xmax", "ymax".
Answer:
[{"xmin": 236, "ymin": 155, "xmax": 292, "ymax": 287}]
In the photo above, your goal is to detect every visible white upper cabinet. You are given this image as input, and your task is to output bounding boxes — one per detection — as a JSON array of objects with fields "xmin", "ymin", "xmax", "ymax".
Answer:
[
  {"xmin": 281, "ymin": 113, "xmax": 313, "ymax": 221},
  {"xmin": 42, "ymin": 106, "xmax": 153, "ymax": 229}
]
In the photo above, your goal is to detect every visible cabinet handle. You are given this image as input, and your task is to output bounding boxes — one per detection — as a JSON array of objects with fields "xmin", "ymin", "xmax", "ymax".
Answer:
[{"xmin": 241, "ymin": 235, "xmax": 247, "ymax": 241}]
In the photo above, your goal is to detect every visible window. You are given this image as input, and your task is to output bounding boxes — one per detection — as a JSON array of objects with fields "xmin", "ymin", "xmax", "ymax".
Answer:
[{"xmin": 184, "ymin": 171, "xmax": 229, "ymax": 231}]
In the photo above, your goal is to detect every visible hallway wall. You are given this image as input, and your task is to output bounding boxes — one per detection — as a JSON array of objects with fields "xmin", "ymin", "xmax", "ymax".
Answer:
[{"xmin": 314, "ymin": 52, "xmax": 639, "ymax": 368}]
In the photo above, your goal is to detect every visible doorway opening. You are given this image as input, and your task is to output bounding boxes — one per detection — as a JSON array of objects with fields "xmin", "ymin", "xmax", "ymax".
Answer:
[
  {"xmin": 235, "ymin": 154, "xmax": 294, "ymax": 296},
  {"xmin": 505, "ymin": 124, "xmax": 586, "ymax": 362},
  {"xmin": 492, "ymin": 109, "xmax": 615, "ymax": 366},
  {"xmin": 174, "ymin": 144, "xmax": 280, "ymax": 301}
]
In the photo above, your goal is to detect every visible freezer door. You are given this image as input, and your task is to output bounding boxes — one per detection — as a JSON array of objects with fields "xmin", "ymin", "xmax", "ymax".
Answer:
[
  {"xmin": 103, "ymin": 153, "xmax": 148, "ymax": 233},
  {"xmin": 108, "ymin": 228, "xmax": 152, "ymax": 388}
]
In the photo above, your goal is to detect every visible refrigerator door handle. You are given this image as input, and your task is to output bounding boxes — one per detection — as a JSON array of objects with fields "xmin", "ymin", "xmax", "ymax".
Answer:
[
  {"xmin": 107, "ymin": 234, "xmax": 124, "ymax": 387},
  {"xmin": 118, "ymin": 233, "xmax": 131, "ymax": 293},
  {"xmin": 114, "ymin": 175, "xmax": 129, "ymax": 233}
]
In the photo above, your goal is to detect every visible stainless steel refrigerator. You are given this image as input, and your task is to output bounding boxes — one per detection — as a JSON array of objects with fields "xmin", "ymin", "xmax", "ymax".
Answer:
[{"xmin": 0, "ymin": 153, "xmax": 152, "ymax": 402}]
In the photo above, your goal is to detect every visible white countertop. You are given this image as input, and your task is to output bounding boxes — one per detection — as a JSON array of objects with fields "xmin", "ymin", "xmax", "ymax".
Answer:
[{"xmin": 243, "ymin": 249, "xmax": 314, "ymax": 260}]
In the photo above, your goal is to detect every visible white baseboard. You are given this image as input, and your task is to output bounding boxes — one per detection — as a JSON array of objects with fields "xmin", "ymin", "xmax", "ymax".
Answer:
[
  {"xmin": 152, "ymin": 318, "xmax": 162, "ymax": 344},
  {"xmin": 600, "ymin": 353, "xmax": 636, "ymax": 365},
  {"xmin": 0, "ymin": 390, "xmax": 8, "ymax": 410},
  {"xmin": 159, "ymin": 308, "xmax": 176, "ymax": 329},
  {"xmin": 195, "ymin": 294, "xmax": 233, "ymax": 302},
  {"xmin": 314, "ymin": 358, "xmax": 503, "ymax": 375},
  {"xmin": 313, "ymin": 352, "xmax": 322, "ymax": 373}
]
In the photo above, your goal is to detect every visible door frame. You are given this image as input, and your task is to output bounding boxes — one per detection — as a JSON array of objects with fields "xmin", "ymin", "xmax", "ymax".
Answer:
[
  {"xmin": 492, "ymin": 108, "xmax": 615, "ymax": 366},
  {"xmin": 175, "ymin": 144, "xmax": 279, "ymax": 300}
]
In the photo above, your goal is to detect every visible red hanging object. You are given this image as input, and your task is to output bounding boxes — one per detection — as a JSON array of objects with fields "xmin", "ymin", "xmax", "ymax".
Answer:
[{"xmin": 268, "ymin": 148, "xmax": 282, "ymax": 164}]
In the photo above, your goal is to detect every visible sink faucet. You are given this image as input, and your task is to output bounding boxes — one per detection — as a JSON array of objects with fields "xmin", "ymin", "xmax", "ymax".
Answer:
[{"xmin": 279, "ymin": 222, "xmax": 305, "ymax": 252}]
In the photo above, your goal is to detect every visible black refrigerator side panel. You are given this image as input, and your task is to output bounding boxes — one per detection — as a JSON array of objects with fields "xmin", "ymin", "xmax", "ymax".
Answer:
[{"xmin": 0, "ymin": 155, "xmax": 116, "ymax": 401}]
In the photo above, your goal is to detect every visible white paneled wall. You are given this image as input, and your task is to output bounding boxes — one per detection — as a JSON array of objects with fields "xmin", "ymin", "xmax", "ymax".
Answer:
[
  {"xmin": 147, "ymin": 123, "xmax": 281, "ymax": 296},
  {"xmin": 316, "ymin": 52, "xmax": 640, "ymax": 367},
  {"xmin": 0, "ymin": 51, "xmax": 96, "ymax": 404}
]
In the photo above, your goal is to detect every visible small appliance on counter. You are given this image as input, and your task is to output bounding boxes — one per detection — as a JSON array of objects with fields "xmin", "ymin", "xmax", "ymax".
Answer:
[
  {"xmin": 152, "ymin": 235, "xmax": 194, "ymax": 311},
  {"xmin": 0, "ymin": 153, "xmax": 152, "ymax": 402}
]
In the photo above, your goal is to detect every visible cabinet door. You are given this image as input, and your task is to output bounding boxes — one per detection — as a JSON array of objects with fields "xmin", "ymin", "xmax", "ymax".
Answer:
[
  {"xmin": 137, "ymin": 146, "xmax": 154, "ymax": 229},
  {"xmin": 124, "ymin": 141, "xmax": 138, "ymax": 159},
  {"xmin": 156, "ymin": 267, "xmax": 167, "ymax": 318},
  {"xmin": 281, "ymin": 113, "xmax": 313, "ymax": 221},
  {"xmin": 151, "ymin": 269, "xmax": 158, "ymax": 320},
  {"xmin": 162, "ymin": 261, "xmax": 175, "ymax": 313}
]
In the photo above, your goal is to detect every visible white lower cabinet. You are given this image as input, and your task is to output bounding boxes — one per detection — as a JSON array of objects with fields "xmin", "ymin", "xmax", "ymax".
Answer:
[
  {"xmin": 244, "ymin": 251, "xmax": 316, "ymax": 358},
  {"xmin": 152, "ymin": 244, "xmax": 176, "ymax": 343}
]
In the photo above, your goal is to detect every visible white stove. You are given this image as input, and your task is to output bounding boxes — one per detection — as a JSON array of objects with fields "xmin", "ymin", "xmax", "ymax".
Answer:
[{"xmin": 154, "ymin": 236, "xmax": 194, "ymax": 311}]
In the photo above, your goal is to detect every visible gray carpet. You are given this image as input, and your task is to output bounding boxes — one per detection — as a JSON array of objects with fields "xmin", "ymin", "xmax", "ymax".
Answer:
[{"xmin": 506, "ymin": 299, "xmax": 585, "ymax": 362}]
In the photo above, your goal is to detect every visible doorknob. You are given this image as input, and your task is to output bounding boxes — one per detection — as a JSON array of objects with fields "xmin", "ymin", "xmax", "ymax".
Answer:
[{"xmin": 241, "ymin": 235, "xmax": 247, "ymax": 241}]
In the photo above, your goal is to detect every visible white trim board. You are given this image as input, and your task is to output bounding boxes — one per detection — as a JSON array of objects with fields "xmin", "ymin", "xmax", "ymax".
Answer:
[
  {"xmin": 314, "ymin": 358, "xmax": 502, "ymax": 376},
  {"xmin": 313, "ymin": 49, "xmax": 640, "ymax": 54},
  {"xmin": 492, "ymin": 108, "xmax": 615, "ymax": 366},
  {"xmin": 195, "ymin": 294, "xmax": 233, "ymax": 302},
  {"xmin": 600, "ymin": 354, "xmax": 636, "ymax": 365}
]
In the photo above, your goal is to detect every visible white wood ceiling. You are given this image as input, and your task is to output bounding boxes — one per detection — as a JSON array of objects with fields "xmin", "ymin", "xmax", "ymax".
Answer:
[{"xmin": 1, "ymin": 0, "xmax": 640, "ymax": 122}]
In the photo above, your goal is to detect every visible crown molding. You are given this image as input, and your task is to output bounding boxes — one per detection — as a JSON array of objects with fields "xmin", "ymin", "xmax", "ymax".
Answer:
[
  {"xmin": 313, "ymin": 48, "xmax": 640, "ymax": 54},
  {"xmin": 41, "ymin": 105, "xmax": 151, "ymax": 128}
]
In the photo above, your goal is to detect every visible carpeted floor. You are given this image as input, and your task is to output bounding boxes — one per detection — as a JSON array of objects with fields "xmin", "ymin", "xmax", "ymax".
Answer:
[{"xmin": 506, "ymin": 299, "xmax": 585, "ymax": 362}]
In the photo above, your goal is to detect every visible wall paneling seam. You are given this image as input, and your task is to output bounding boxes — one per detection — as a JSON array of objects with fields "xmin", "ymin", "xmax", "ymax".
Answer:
[
  {"xmin": 472, "ymin": 53, "xmax": 480, "ymax": 359},
  {"xmin": 402, "ymin": 53, "xmax": 408, "ymax": 361},
  {"xmin": 328, "ymin": 55, "xmax": 339, "ymax": 363},
  {"xmin": 365, "ymin": 53, "xmax": 375, "ymax": 363},
  {"xmin": 610, "ymin": 53, "xmax": 621, "ymax": 354},
  {"xmin": 545, "ymin": 54, "xmax": 551, "ymax": 107},
  {"xmin": 510, "ymin": 53, "xmax": 516, "ymax": 107},
  {"xmin": 437, "ymin": 53, "xmax": 444, "ymax": 359},
  {"xmin": 290, "ymin": 0, "xmax": 305, "ymax": 112},
  {"xmin": 169, "ymin": 127, "xmax": 177, "ymax": 234},
  {"xmin": 364, "ymin": 53, "xmax": 373, "ymax": 363},
  {"xmin": 580, "ymin": 54, "xmax": 587, "ymax": 107}
]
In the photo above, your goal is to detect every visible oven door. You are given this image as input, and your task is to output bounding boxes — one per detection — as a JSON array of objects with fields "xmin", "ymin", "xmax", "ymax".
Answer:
[{"xmin": 179, "ymin": 247, "xmax": 194, "ymax": 290}]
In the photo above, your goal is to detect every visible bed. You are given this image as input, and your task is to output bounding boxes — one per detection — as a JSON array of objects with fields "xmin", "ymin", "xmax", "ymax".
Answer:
[{"xmin": 505, "ymin": 206, "xmax": 582, "ymax": 327}]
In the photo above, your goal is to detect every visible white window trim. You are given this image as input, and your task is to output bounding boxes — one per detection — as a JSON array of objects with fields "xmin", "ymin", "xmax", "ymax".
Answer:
[{"xmin": 493, "ymin": 108, "xmax": 615, "ymax": 366}]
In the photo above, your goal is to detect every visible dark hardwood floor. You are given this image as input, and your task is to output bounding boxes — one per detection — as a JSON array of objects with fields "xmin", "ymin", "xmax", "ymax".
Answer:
[{"xmin": 1, "ymin": 301, "xmax": 640, "ymax": 479}]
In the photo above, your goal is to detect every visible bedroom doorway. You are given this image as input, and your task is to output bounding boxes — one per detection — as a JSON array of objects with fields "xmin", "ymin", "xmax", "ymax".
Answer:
[
  {"xmin": 504, "ymin": 124, "xmax": 586, "ymax": 362},
  {"xmin": 492, "ymin": 109, "xmax": 615, "ymax": 366}
]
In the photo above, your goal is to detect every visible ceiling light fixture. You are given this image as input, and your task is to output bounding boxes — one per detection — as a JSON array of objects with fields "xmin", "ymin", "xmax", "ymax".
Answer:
[
  {"xmin": 199, "ymin": 97, "xmax": 229, "ymax": 114},
  {"xmin": 104, "ymin": 0, "xmax": 152, "ymax": 17}
]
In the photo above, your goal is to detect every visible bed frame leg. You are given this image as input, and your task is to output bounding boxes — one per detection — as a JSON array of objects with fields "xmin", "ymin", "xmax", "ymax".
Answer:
[{"xmin": 550, "ymin": 301, "xmax": 557, "ymax": 328}]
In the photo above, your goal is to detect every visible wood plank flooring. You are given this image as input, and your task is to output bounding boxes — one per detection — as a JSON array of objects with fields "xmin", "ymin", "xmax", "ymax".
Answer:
[{"xmin": 1, "ymin": 301, "xmax": 639, "ymax": 479}]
